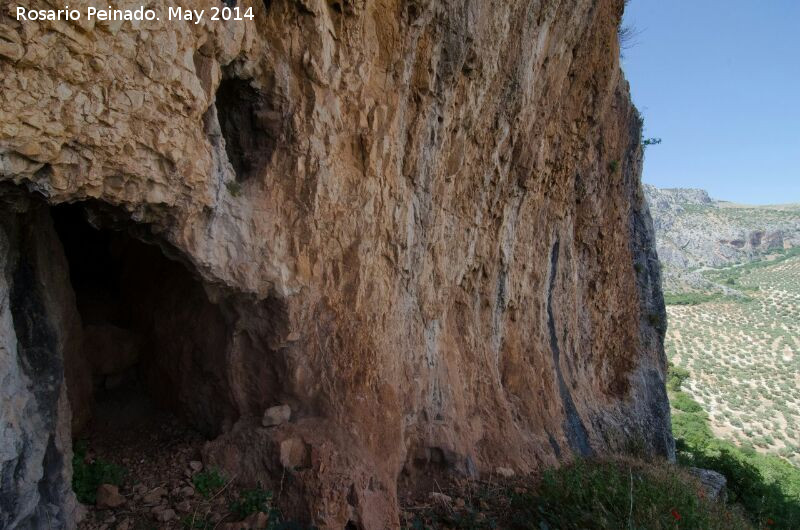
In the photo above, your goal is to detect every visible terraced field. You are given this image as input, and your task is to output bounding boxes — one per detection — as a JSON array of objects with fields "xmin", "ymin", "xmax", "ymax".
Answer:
[{"xmin": 666, "ymin": 254, "xmax": 800, "ymax": 466}]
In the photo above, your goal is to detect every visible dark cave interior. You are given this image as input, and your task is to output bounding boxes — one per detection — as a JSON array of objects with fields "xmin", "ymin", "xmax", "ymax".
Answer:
[{"xmin": 50, "ymin": 203, "xmax": 233, "ymax": 438}]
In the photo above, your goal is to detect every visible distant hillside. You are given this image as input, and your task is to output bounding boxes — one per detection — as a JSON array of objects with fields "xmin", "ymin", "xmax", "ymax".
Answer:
[{"xmin": 644, "ymin": 185, "xmax": 800, "ymax": 292}]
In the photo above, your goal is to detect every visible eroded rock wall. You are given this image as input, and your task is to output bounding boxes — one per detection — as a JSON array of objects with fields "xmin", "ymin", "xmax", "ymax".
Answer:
[
  {"xmin": 1, "ymin": 0, "xmax": 672, "ymax": 527},
  {"xmin": 0, "ymin": 195, "xmax": 81, "ymax": 529}
]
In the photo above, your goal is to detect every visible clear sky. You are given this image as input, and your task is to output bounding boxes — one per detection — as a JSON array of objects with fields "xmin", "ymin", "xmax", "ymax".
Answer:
[{"xmin": 621, "ymin": 0, "xmax": 800, "ymax": 205}]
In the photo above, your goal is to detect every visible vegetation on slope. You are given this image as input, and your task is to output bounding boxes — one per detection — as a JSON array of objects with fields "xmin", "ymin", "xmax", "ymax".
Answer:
[
  {"xmin": 664, "ymin": 292, "xmax": 747, "ymax": 306},
  {"xmin": 669, "ymin": 364, "xmax": 800, "ymax": 528},
  {"xmin": 398, "ymin": 363, "xmax": 798, "ymax": 529},
  {"xmin": 518, "ymin": 459, "xmax": 749, "ymax": 529},
  {"xmin": 703, "ymin": 247, "xmax": 800, "ymax": 287},
  {"xmin": 664, "ymin": 255, "xmax": 800, "ymax": 461},
  {"xmin": 401, "ymin": 456, "xmax": 751, "ymax": 529}
]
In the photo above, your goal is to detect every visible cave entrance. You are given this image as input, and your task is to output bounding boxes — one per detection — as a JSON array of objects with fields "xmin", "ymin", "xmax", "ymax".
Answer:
[
  {"xmin": 51, "ymin": 203, "xmax": 233, "ymax": 440},
  {"xmin": 1, "ymin": 189, "xmax": 291, "ymax": 527}
]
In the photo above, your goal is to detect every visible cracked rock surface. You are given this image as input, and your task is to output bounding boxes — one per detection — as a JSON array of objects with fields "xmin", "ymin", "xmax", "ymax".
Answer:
[{"xmin": 1, "ymin": 0, "xmax": 672, "ymax": 527}]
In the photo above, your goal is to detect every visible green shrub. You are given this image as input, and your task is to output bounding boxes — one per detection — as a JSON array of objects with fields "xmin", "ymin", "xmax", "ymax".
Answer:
[
  {"xmin": 230, "ymin": 487, "xmax": 272, "ymax": 519},
  {"xmin": 664, "ymin": 292, "xmax": 721, "ymax": 306},
  {"xmin": 192, "ymin": 468, "xmax": 226, "ymax": 499},
  {"xmin": 671, "ymin": 391, "xmax": 704, "ymax": 413},
  {"xmin": 71, "ymin": 440, "xmax": 126, "ymax": 504},
  {"xmin": 647, "ymin": 312, "xmax": 664, "ymax": 328},
  {"xmin": 663, "ymin": 291, "xmax": 752, "ymax": 306},
  {"xmin": 667, "ymin": 363, "xmax": 691, "ymax": 392}
]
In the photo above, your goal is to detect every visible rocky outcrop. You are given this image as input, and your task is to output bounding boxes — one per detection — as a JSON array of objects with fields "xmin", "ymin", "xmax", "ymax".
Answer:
[
  {"xmin": 646, "ymin": 186, "xmax": 714, "ymax": 211},
  {"xmin": 1, "ymin": 0, "xmax": 671, "ymax": 527},
  {"xmin": 644, "ymin": 184, "xmax": 800, "ymax": 272}
]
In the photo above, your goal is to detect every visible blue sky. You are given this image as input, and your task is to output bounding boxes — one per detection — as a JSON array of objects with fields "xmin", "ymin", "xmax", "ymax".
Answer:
[{"xmin": 622, "ymin": 0, "xmax": 800, "ymax": 204}]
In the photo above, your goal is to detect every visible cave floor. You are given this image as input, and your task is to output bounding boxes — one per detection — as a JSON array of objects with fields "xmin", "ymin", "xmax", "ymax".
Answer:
[{"xmin": 75, "ymin": 386, "xmax": 231, "ymax": 530}]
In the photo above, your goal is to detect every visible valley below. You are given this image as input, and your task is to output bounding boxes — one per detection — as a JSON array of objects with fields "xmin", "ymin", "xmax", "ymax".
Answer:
[{"xmin": 647, "ymin": 185, "xmax": 800, "ymax": 465}]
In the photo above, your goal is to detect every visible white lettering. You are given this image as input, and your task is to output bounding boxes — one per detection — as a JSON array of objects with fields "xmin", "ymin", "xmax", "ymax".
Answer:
[
  {"xmin": 15, "ymin": 7, "xmax": 82, "ymax": 21},
  {"xmin": 169, "ymin": 8, "xmax": 204, "ymax": 24},
  {"xmin": 85, "ymin": 6, "xmax": 157, "ymax": 22}
]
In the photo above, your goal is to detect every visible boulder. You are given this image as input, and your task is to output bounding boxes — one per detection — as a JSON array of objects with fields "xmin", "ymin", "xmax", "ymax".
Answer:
[
  {"xmin": 152, "ymin": 507, "xmax": 176, "ymax": 522},
  {"xmin": 96, "ymin": 484, "xmax": 125, "ymax": 509},
  {"xmin": 689, "ymin": 467, "xmax": 728, "ymax": 502},
  {"xmin": 262, "ymin": 405, "xmax": 291, "ymax": 428},
  {"xmin": 279, "ymin": 437, "xmax": 309, "ymax": 470},
  {"xmin": 141, "ymin": 487, "xmax": 167, "ymax": 506}
]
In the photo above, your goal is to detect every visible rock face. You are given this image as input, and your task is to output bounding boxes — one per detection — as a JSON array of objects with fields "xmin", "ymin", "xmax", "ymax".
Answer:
[
  {"xmin": 1, "ymin": 0, "xmax": 671, "ymax": 527},
  {"xmin": 0, "ymin": 198, "xmax": 81, "ymax": 529}
]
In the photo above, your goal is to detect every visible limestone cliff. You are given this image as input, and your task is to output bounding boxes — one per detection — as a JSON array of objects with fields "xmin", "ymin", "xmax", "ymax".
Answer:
[{"xmin": 0, "ymin": 0, "xmax": 672, "ymax": 527}]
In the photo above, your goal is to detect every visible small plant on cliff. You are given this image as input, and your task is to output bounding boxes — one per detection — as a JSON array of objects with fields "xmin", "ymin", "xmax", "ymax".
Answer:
[
  {"xmin": 192, "ymin": 468, "xmax": 226, "ymax": 498},
  {"xmin": 607, "ymin": 160, "xmax": 619, "ymax": 174},
  {"xmin": 642, "ymin": 137, "xmax": 663, "ymax": 147},
  {"xmin": 647, "ymin": 311, "xmax": 664, "ymax": 329},
  {"xmin": 618, "ymin": 4, "xmax": 640, "ymax": 56},
  {"xmin": 225, "ymin": 180, "xmax": 242, "ymax": 197},
  {"xmin": 71, "ymin": 440, "xmax": 126, "ymax": 504}
]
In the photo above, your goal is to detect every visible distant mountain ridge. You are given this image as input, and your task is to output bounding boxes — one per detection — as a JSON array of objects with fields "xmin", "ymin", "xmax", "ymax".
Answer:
[
  {"xmin": 646, "ymin": 186, "xmax": 713, "ymax": 209},
  {"xmin": 644, "ymin": 184, "xmax": 800, "ymax": 289}
]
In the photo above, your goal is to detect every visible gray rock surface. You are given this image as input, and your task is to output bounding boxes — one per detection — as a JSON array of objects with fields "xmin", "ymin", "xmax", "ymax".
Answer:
[
  {"xmin": 644, "ymin": 184, "xmax": 800, "ymax": 290},
  {"xmin": 689, "ymin": 467, "xmax": 727, "ymax": 502},
  {"xmin": 0, "ymin": 199, "xmax": 80, "ymax": 529}
]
